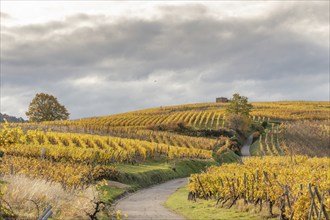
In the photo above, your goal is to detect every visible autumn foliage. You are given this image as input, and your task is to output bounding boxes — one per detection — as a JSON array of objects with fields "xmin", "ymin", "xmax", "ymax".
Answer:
[{"xmin": 26, "ymin": 93, "xmax": 69, "ymax": 122}]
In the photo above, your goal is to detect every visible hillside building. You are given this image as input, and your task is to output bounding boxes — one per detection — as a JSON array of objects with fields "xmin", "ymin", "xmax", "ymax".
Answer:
[{"xmin": 216, "ymin": 97, "xmax": 229, "ymax": 103}]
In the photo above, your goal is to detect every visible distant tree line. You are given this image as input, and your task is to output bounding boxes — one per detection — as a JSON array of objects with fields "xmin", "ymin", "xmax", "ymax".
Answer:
[{"xmin": 0, "ymin": 113, "xmax": 25, "ymax": 123}]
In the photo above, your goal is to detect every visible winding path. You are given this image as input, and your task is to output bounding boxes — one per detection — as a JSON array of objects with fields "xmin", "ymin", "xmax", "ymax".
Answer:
[
  {"xmin": 115, "ymin": 135, "xmax": 254, "ymax": 219},
  {"xmin": 115, "ymin": 178, "xmax": 187, "ymax": 220},
  {"xmin": 241, "ymin": 134, "xmax": 254, "ymax": 156}
]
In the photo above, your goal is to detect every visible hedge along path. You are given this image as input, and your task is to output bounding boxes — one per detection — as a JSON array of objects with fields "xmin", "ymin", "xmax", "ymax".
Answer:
[{"xmin": 115, "ymin": 178, "xmax": 187, "ymax": 220}]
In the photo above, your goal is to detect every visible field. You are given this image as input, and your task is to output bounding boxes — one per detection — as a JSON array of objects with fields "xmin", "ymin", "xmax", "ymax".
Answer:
[
  {"xmin": 250, "ymin": 120, "xmax": 330, "ymax": 157},
  {"xmin": 0, "ymin": 101, "xmax": 329, "ymax": 219}
]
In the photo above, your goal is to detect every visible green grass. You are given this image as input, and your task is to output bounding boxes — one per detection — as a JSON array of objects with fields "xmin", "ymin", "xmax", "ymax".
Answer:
[
  {"xmin": 98, "ymin": 186, "xmax": 128, "ymax": 219},
  {"xmin": 97, "ymin": 159, "xmax": 215, "ymax": 219},
  {"xmin": 250, "ymin": 139, "xmax": 260, "ymax": 156},
  {"xmin": 217, "ymin": 150, "xmax": 241, "ymax": 164},
  {"xmin": 117, "ymin": 161, "xmax": 172, "ymax": 173},
  {"xmin": 115, "ymin": 159, "xmax": 215, "ymax": 188},
  {"xmin": 166, "ymin": 186, "xmax": 275, "ymax": 220},
  {"xmin": 97, "ymin": 159, "xmax": 214, "ymax": 205},
  {"xmin": 99, "ymin": 186, "xmax": 127, "ymax": 203}
]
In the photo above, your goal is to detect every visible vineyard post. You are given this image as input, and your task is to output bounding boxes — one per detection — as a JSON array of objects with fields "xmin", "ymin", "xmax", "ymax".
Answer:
[
  {"xmin": 284, "ymin": 185, "xmax": 292, "ymax": 212},
  {"xmin": 251, "ymin": 174, "xmax": 255, "ymax": 202},
  {"xmin": 263, "ymin": 171, "xmax": 274, "ymax": 216},
  {"xmin": 307, "ymin": 195, "xmax": 315, "ymax": 220},
  {"xmin": 308, "ymin": 184, "xmax": 319, "ymax": 220},
  {"xmin": 279, "ymin": 193, "xmax": 287, "ymax": 220},
  {"xmin": 243, "ymin": 173, "xmax": 248, "ymax": 204},
  {"xmin": 41, "ymin": 147, "xmax": 45, "ymax": 160},
  {"xmin": 196, "ymin": 176, "xmax": 208, "ymax": 200},
  {"xmin": 317, "ymin": 191, "xmax": 326, "ymax": 220},
  {"xmin": 254, "ymin": 171, "xmax": 263, "ymax": 211},
  {"xmin": 10, "ymin": 164, "xmax": 14, "ymax": 175},
  {"xmin": 219, "ymin": 177, "xmax": 224, "ymax": 188},
  {"xmin": 299, "ymin": 184, "xmax": 303, "ymax": 195},
  {"xmin": 228, "ymin": 178, "xmax": 239, "ymax": 208},
  {"xmin": 255, "ymin": 171, "xmax": 259, "ymax": 192},
  {"xmin": 314, "ymin": 186, "xmax": 329, "ymax": 220},
  {"xmin": 268, "ymin": 199, "xmax": 274, "ymax": 216}
]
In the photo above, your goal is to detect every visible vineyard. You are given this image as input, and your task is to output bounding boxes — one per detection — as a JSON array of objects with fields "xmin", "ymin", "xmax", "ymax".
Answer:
[
  {"xmin": 188, "ymin": 156, "xmax": 330, "ymax": 220},
  {"xmin": 257, "ymin": 124, "xmax": 285, "ymax": 156},
  {"xmin": 252, "ymin": 120, "xmax": 330, "ymax": 157},
  {"xmin": 251, "ymin": 102, "xmax": 330, "ymax": 120},
  {"xmin": 1, "ymin": 101, "xmax": 329, "ymax": 189},
  {"xmin": 281, "ymin": 120, "xmax": 330, "ymax": 157},
  {"xmin": 16, "ymin": 101, "xmax": 330, "ymax": 137},
  {"xmin": 1, "ymin": 101, "xmax": 329, "ymax": 219},
  {"xmin": 0, "ymin": 155, "xmax": 119, "ymax": 189},
  {"xmin": 3, "ymin": 130, "xmax": 212, "ymax": 163},
  {"xmin": 0, "ymin": 124, "xmax": 212, "ymax": 189}
]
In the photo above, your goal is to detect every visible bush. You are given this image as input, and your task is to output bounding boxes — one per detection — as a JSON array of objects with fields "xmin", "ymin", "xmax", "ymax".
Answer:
[
  {"xmin": 217, "ymin": 128, "xmax": 236, "ymax": 137},
  {"xmin": 213, "ymin": 136, "xmax": 240, "ymax": 161},
  {"xmin": 261, "ymin": 121, "xmax": 268, "ymax": 128},
  {"xmin": 226, "ymin": 114, "xmax": 251, "ymax": 134},
  {"xmin": 250, "ymin": 123, "xmax": 264, "ymax": 133}
]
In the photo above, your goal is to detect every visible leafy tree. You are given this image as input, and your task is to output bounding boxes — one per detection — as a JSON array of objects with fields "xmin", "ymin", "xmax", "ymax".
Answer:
[
  {"xmin": 225, "ymin": 93, "xmax": 253, "ymax": 116},
  {"xmin": 26, "ymin": 93, "xmax": 69, "ymax": 122},
  {"xmin": 225, "ymin": 93, "xmax": 253, "ymax": 134},
  {"xmin": 226, "ymin": 113, "xmax": 250, "ymax": 133}
]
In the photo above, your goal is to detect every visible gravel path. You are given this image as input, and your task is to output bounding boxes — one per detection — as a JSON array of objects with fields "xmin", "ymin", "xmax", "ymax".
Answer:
[
  {"xmin": 115, "ymin": 178, "xmax": 187, "ymax": 220},
  {"xmin": 241, "ymin": 134, "xmax": 254, "ymax": 156}
]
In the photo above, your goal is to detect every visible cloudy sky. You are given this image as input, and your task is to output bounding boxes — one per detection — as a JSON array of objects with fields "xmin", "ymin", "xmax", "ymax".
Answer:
[{"xmin": 1, "ymin": 1, "xmax": 329, "ymax": 119}]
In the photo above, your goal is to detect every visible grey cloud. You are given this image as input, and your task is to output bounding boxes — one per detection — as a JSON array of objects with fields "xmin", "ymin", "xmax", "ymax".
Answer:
[
  {"xmin": 1, "ymin": 2, "xmax": 329, "ymax": 118},
  {"xmin": 156, "ymin": 4, "xmax": 210, "ymax": 21},
  {"xmin": 267, "ymin": 2, "xmax": 330, "ymax": 27}
]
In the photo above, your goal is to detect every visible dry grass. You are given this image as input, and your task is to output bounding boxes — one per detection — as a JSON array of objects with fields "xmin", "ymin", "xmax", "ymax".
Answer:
[{"xmin": 1, "ymin": 175, "xmax": 98, "ymax": 219}]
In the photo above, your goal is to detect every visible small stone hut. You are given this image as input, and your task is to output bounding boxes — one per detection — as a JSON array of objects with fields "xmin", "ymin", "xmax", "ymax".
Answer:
[{"xmin": 216, "ymin": 97, "xmax": 229, "ymax": 103}]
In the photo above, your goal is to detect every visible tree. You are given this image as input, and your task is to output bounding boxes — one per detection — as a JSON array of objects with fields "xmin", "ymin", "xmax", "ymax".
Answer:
[
  {"xmin": 225, "ymin": 93, "xmax": 253, "ymax": 134},
  {"xmin": 226, "ymin": 113, "xmax": 250, "ymax": 133},
  {"xmin": 26, "ymin": 93, "xmax": 69, "ymax": 122},
  {"xmin": 225, "ymin": 93, "xmax": 253, "ymax": 116}
]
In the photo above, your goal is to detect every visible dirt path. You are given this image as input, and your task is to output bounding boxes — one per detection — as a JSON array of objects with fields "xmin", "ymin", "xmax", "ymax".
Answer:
[
  {"xmin": 241, "ymin": 134, "xmax": 254, "ymax": 156},
  {"xmin": 115, "ymin": 178, "xmax": 188, "ymax": 220}
]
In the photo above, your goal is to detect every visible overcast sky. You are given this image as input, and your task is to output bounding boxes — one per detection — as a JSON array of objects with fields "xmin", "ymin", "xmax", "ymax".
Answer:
[{"xmin": 1, "ymin": 1, "xmax": 329, "ymax": 119}]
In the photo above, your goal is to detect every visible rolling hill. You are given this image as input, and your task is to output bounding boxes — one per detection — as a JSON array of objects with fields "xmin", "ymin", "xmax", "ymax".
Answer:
[{"xmin": 0, "ymin": 101, "xmax": 329, "ymax": 219}]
